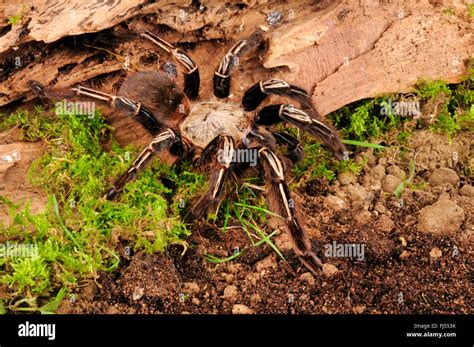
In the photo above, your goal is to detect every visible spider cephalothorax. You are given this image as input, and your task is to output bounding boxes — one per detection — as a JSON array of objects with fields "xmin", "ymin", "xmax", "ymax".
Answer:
[{"xmin": 28, "ymin": 29, "xmax": 347, "ymax": 275}]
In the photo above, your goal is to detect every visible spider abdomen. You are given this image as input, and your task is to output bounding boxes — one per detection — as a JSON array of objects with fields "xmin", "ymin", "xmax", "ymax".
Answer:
[
  {"xmin": 180, "ymin": 101, "xmax": 250, "ymax": 148},
  {"xmin": 118, "ymin": 71, "xmax": 187, "ymax": 128}
]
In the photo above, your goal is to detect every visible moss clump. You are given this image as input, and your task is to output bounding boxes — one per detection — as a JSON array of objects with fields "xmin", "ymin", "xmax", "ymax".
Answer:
[{"xmin": 0, "ymin": 107, "xmax": 197, "ymax": 309}]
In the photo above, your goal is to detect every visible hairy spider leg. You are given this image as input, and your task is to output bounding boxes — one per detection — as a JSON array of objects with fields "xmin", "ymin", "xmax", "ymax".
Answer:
[
  {"xmin": 185, "ymin": 134, "xmax": 236, "ymax": 222},
  {"xmin": 213, "ymin": 30, "xmax": 264, "ymax": 99},
  {"xmin": 256, "ymin": 103, "xmax": 347, "ymax": 160},
  {"xmin": 258, "ymin": 147, "xmax": 323, "ymax": 275},
  {"xmin": 141, "ymin": 30, "xmax": 200, "ymax": 100},
  {"xmin": 242, "ymin": 78, "xmax": 311, "ymax": 111},
  {"xmin": 103, "ymin": 128, "xmax": 184, "ymax": 200},
  {"xmin": 27, "ymin": 80, "xmax": 163, "ymax": 135},
  {"xmin": 270, "ymin": 130, "xmax": 304, "ymax": 163}
]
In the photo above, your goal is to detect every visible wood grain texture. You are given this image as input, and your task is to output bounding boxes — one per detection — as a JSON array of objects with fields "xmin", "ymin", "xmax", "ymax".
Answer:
[
  {"xmin": 263, "ymin": 0, "xmax": 474, "ymax": 116},
  {"xmin": 0, "ymin": 0, "xmax": 472, "ymax": 115}
]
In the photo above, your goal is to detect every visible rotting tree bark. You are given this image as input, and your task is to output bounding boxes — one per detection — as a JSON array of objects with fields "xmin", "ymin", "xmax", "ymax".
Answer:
[
  {"xmin": 264, "ymin": 0, "xmax": 474, "ymax": 116},
  {"xmin": 0, "ymin": 0, "xmax": 473, "ymax": 115}
]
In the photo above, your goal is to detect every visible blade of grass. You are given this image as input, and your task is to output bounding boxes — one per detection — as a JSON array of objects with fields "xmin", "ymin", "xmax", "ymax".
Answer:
[
  {"xmin": 342, "ymin": 139, "xmax": 385, "ymax": 149},
  {"xmin": 394, "ymin": 159, "xmax": 416, "ymax": 197},
  {"xmin": 38, "ymin": 287, "xmax": 66, "ymax": 314},
  {"xmin": 235, "ymin": 202, "xmax": 285, "ymax": 260},
  {"xmin": 204, "ymin": 251, "xmax": 242, "ymax": 263},
  {"xmin": 221, "ymin": 201, "xmax": 231, "ymax": 233},
  {"xmin": 233, "ymin": 202, "xmax": 281, "ymax": 218},
  {"xmin": 244, "ymin": 214, "xmax": 285, "ymax": 261},
  {"xmin": 0, "ymin": 301, "xmax": 6, "ymax": 314},
  {"xmin": 52, "ymin": 195, "xmax": 81, "ymax": 249}
]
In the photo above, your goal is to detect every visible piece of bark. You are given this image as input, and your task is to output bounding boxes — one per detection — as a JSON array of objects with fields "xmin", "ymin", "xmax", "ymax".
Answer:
[
  {"xmin": 1, "ymin": 0, "xmax": 472, "ymax": 114},
  {"xmin": 0, "ymin": 49, "xmax": 125, "ymax": 105},
  {"xmin": 0, "ymin": 0, "xmax": 190, "ymax": 53},
  {"xmin": 264, "ymin": 0, "xmax": 474, "ymax": 116},
  {"xmin": 0, "ymin": 0, "xmax": 323, "ymax": 107}
]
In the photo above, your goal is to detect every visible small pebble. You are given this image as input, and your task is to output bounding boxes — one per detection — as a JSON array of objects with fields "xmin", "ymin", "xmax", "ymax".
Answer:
[
  {"xmin": 299, "ymin": 272, "xmax": 316, "ymax": 286},
  {"xmin": 460, "ymin": 185, "xmax": 474, "ymax": 197},
  {"xmin": 223, "ymin": 285, "xmax": 239, "ymax": 303},
  {"xmin": 232, "ymin": 304, "xmax": 254, "ymax": 314},
  {"xmin": 372, "ymin": 165, "xmax": 386, "ymax": 180},
  {"xmin": 132, "ymin": 287, "xmax": 144, "ymax": 301},
  {"xmin": 354, "ymin": 210, "xmax": 372, "ymax": 225},
  {"xmin": 338, "ymin": 171, "xmax": 357, "ymax": 185},
  {"xmin": 250, "ymin": 293, "xmax": 261, "ymax": 306},
  {"xmin": 429, "ymin": 247, "xmax": 442, "ymax": 259},
  {"xmin": 417, "ymin": 194, "xmax": 465, "ymax": 234},
  {"xmin": 324, "ymin": 194, "xmax": 346, "ymax": 212},
  {"xmin": 382, "ymin": 175, "xmax": 402, "ymax": 193},
  {"xmin": 428, "ymin": 168, "xmax": 459, "ymax": 186},
  {"xmin": 386, "ymin": 165, "xmax": 405, "ymax": 179},
  {"xmin": 322, "ymin": 263, "xmax": 339, "ymax": 277},
  {"xmin": 399, "ymin": 250, "xmax": 410, "ymax": 260},
  {"xmin": 374, "ymin": 215, "xmax": 395, "ymax": 233},
  {"xmin": 183, "ymin": 282, "xmax": 200, "ymax": 295}
]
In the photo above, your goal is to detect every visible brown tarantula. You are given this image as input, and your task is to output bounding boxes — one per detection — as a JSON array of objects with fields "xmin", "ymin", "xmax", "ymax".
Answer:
[{"xmin": 28, "ymin": 29, "xmax": 347, "ymax": 275}]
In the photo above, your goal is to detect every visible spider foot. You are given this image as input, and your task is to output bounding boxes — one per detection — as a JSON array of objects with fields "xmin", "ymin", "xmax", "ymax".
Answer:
[
  {"xmin": 103, "ymin": 187, "xmax": 119, "ymax": 201},
  {"xmin": 170, "ymin": 240, "xmax": 189, "ymax": 256},
  {"xmin": 297, "ymin": 251, "xmax": 323, "ymax": 275}
]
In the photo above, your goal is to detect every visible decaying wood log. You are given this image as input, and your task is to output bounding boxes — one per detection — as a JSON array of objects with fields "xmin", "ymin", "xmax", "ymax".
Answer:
[
  {"xmin": 264, "ymin": 0, "xmax": 474, "ymax": 116},
  {"xmin": 0, "ymin": 0, "xmax": 190, "ymax": 52},
  {"xmin": 0, "ymin": 0, "xmax": 472, "ymax": 116}
]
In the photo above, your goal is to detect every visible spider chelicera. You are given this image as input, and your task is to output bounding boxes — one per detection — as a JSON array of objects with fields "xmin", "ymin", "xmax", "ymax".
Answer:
[{"xmin": 28, "ymin": 29, "xmax": 347, "ymax": 275}]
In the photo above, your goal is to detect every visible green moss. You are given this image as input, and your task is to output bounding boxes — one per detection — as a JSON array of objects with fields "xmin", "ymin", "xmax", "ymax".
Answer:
[
  {"xmin": 328, "ymin": 96, "xmax": 404, "ymax": 142},
  {"xmin": 415, "ymin": 80, "xmax": 452, "ymax": 100},
  {"xmin": 1, "ymin": 257, "xmax": 50, "ymax": 296},
  {"xmin": 0, "ymin": 107, "xmax": 193, "ymax": 309},
  {"xmin": 292, "ymin": 139, "xmax": 337, "ymax": 182},
  {"xmin": 417, "ymin": 63, "xmax": 474, "ymax": 136},
  {"xmin": 6, "ymin": 5, "xmax": 28, "ymax": 26},
  {"xmin": 467, "ymin": 4, "xmax": 474, "ymax": 17},
  {"xmin": 7, "ymin": 13, "xmax": 23, "ymax": 26},
  {"xmin": 338, "ymin": 157, "xmax": 366, "ymax": 175}
]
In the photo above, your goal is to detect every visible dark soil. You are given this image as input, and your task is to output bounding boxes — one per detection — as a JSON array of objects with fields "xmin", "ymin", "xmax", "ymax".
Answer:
[{"xmin": 58, "ymin": 148, "xmax": 474, "ymax": 314}]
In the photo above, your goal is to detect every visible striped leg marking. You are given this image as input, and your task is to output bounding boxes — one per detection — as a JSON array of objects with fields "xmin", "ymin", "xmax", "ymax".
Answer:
[
  {"xmin": 259, "ymin": 147, "xmax": 323, "ymax": 274},
  {"xmin": 256, "ymin": 104, "xmax": 347, "ymax": 160},
  {"xmin": 104, "ymin": 129, "xmax": 179, "ymax": 200},
  {"xmin": 186, "ymin": 135, "xmax": 235, "ymax": 221},
  {"xmin": 214, "ymin": 31, "xmax": 263, "ymax": 98},
  {"xmin": 242, "ymin": 79, "xmax": 310, "ymax": 111},
  {"xmin": 141, "ymin": 30, "xmax": 200, "ymax": 100},
  {"xmin": 271, "ymin": 130, "xmax": 304, "ymax": 163},
  {"xmin": 71, "ymin": 86, "xmax": 162, "ymax": 134}
]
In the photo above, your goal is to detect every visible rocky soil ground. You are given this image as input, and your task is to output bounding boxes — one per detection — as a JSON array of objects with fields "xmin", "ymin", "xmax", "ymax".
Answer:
[{"xmin": 51, "ymin": 130, "xmax": 473, "ymax": 314}]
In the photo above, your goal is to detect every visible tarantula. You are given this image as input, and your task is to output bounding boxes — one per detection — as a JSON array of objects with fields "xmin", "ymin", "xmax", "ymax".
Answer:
[{"xmin": 28, "ymin": 29, "xmax": 347, "ymax": 275}]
